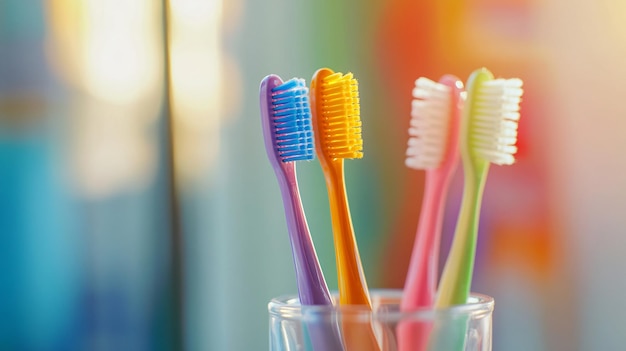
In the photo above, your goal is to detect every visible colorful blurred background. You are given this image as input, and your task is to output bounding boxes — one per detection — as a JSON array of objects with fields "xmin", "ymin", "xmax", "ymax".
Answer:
[{"xmin": 2, "ymin": 0, "xmax": 626, "ymax": 350}]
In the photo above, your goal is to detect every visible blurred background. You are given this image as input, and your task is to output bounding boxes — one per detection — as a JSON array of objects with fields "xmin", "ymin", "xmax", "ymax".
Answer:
[{"xmin": 2, "ymin": 0, "xmax": 626, "ymax": 350}]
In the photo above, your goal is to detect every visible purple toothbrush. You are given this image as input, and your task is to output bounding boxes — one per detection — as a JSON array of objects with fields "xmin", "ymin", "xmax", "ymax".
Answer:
[{"xmin": 260, "ymin": 74, "xmax": 345, "ymax": 351}]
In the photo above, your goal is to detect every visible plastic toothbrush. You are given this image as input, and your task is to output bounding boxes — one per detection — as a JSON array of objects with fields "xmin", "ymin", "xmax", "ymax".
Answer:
[
  {"xmin": 436, "ymin": 68, "xmax": 523, "ymax": 308},
  {"xmin": 429, "ymin": 68, "xmax": 523, "ymax": 351},
  {"xmin": 310, "ymin": 68, "xmax": 380, "ymax": 351},
  {"xmin": 397, "ymin": 75, "xmax": 465, "ymax": 351},
  {"xmin": 260, "ymin": 74, "xmax": 344, "ymax": 351}
]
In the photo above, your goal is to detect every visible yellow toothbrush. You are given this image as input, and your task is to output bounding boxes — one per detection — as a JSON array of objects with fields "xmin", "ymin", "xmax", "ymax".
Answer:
[{"xmin": 310, "ymin": 68, "xmax": 380, "ymax": 350}]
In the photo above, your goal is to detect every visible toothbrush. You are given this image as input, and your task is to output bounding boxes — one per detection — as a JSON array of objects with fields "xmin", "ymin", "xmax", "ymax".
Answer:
[
  {"xmin": 260, "ymin": 74, "xmax": 345, "ymax": 351},
  {"xmin": 310, "ymin": 68, "xmax": 380, "ymax": 351},
  {"xmin": 397, "ymin": 75, "xmax": 464, "ymax": 351},
  {"xmin": 429, "ymin": 68, "xmax": 523, "ymax": 350},
  {"xmin": 436, "ymin": 68, "xmax": 523, "ymax": 307}
]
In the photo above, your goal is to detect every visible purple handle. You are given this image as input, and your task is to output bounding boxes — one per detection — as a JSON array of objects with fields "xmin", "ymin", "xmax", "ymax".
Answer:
[{"xmin": 260, "ymin": 75, "xmax": 345, "ymax": 350}]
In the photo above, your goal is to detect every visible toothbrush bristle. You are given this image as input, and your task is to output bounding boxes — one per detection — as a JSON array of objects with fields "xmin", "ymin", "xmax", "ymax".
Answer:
[
  {"xmin": 318, "ymin": 72, "xmax": 363, "ymax": 159},
  {"xmin": 271, "ymin": 78, "xmax": 314, "ymax": 162},
  {"xmin": 405, "ymin": 77, "xmax": 452, "ymax": 170},
  {"xmin": 470, "ymin": 78, "xmax": 523, "ymax": 165}
]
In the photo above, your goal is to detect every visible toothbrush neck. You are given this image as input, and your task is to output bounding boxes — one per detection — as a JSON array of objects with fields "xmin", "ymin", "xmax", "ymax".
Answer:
[
  {"xmin": 325, "ymin": 160, "xmax": 352, "ymax": 236},
  {"xmin": 275, "ymin": 163, "xmax": 333, "ymax": 305},
  {"xmin": 420, "ymin": 171, "xmax": 451, "ymax": 232},
  {"xmin": 324, "ymin": 159, "xmax": 371, "ymax": 306},
  {"xmin": 466, "ymin": 161, "xmax": 490, "ymax": 194}
]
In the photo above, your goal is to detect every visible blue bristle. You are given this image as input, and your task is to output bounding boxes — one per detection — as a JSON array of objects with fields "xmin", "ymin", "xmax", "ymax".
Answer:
[
  {"xmin": 271, "ymin": 78, "xmax": 314, "ymax": 162},
  {"xmin": 272, "ymin": 78, "xmax": 299, "ymax": 92}
]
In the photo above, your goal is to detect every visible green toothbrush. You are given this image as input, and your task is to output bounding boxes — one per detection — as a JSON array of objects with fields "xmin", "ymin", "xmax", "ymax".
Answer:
[
  {"xmin": 428, "ymin": 68, "xmax": 523, "ymax": 351},
  {"xmin": 436, "ymin": 67, "xmax": 523, "ymax": 307}
]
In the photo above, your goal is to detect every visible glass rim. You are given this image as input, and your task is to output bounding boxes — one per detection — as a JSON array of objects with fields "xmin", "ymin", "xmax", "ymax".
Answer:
[{"xmin": 268, "ymin": 289, "xmax": 494, "ymax": 322}]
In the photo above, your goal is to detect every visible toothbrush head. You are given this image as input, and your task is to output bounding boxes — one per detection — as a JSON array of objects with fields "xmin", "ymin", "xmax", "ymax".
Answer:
[
  {"xmin": 310, "ymin": 68, "xmax": 363, "ymax": 163},
  {"xmin": 406, "ymin": 75, "xmax": 464, "ymax": 170},
  {"xmin": 464, "ymin": 68, "xmax": 523, "ymax": 166},
  {"xmin": 260, "ymin": 74, "xmax": 314, "ymax": 168}
]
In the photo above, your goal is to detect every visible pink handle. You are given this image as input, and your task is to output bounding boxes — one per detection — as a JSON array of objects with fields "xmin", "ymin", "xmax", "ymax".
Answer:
[{"xmin": 398, "ymin": 75, "xmax": 464, "ymax": 351}]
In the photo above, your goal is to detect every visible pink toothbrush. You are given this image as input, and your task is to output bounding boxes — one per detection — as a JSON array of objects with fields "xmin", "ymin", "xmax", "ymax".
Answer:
[{"xmin": 397, "ymin": 75, "xmax": 465, "ymax": 351}]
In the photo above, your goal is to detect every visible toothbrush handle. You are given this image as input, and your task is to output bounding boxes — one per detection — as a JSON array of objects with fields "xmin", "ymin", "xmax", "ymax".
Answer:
[
  {"xmin": 397, "ymin": 171, "xmax": 448, "ymax": 351},
  {"xmin": 402, "ymin": 171, "xmax": 449, "ymax": 309},
  {"xmin": 430, "ymin": 167, "xmax": 488, "ymax": 351},
  {"xmin": 325, "ymin": 161, "xmax": 370, "ymax": 305},
  {"xmin": 436, "ymin": 168, "xmax": 486, "ymax": 307},
  {"xmin": 279, "ymin": 165, "xmax": 333, "ymax": 305},
  {"xmin": 426, "ymin": 315, "xmax": 470, "ymax": 351},
  {"xmin": 278, "ymin": 166, "xmax": 346, "ymax": 351},
  {"xmin": 324, "ymin": 161, "xmax": 380, "ymax": 351}
]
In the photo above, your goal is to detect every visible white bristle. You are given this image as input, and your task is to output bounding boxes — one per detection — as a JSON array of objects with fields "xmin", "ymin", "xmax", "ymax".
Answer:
[
  {"xmin": 470, "ymin": 78, "xmax": 523, "ymax": 165},
  {"xmin": 405, "ymin": 77, "xmax": 452, "ymax": 170}
]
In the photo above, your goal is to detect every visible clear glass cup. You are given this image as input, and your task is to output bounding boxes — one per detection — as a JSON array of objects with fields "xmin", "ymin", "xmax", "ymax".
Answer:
[{"xmin": 268, "ymin": 289, "xmax": 494, "ymax": 351}]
